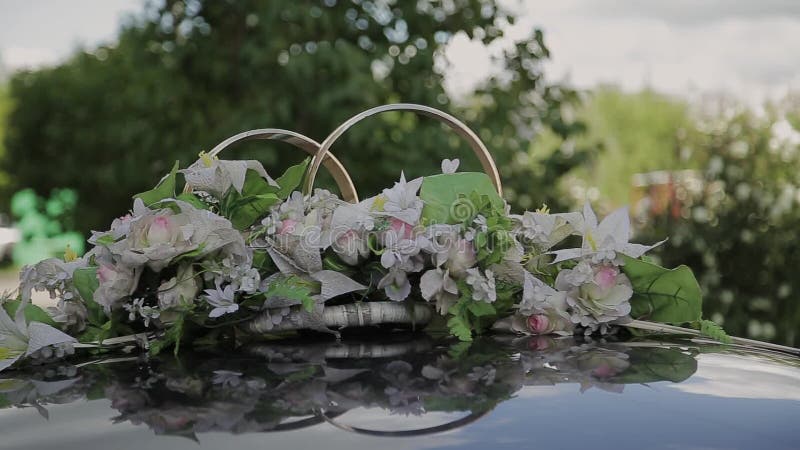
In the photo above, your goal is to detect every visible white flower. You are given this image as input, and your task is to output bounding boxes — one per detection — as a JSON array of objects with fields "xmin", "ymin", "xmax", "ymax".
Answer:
[
  {"xmin": 378, "ymin": 267, "xmax": 412, "ymax": 302},
  {"xmin": 512, "ymin": 210, "xmax": 581, "ymax": 250},
  {"xmin": 203, "ymin": 282, "xmax": 239, "ymax": 318},
  {"xmin": 426, "ymin": 225, "xmax": 477, "ymax": 278},
  {"xmin": 520, "ymin": 271, "xmax": 569, "ymax": 317},
  {"xmin": 47, "ymin": 299, "xmax": 89, "ymax": 333},
  {"xmin": 332, "ymin": 229, "xmax": 370, "ymax": 266},
  {"xmin": 380, "ymin": 172, "xmax": 424, "ymax": 224},
  {"xmin": 550, "ymin": 202, "xmax": 665, "ymax": 264},
  {"xmin": 465, "ymin": 268, "xmax": 496, "ymax": 303},
  {"xmin": 556, "ymin": 261, "xmax": 633, "ymax": 330},
  {"xmin": 111, "ymin": 199, "xmax": 249, "ymax": 271},
  {"xmin": 441, "ymin": 158, "xmax": 460, "ymax": 174},
  {"xmin": 123, "ymin": 298, "xmax": 161, "ymax": 327},
  {"xmin": 181, "ymin": 156, "xmax": 278, "ymax": 199},
  {"xmin": 0, "ymin": 299, "xmax": 76, "ymax": 372},
  {"xmin": 94, "ymin": 262, "xmax": 139, "ymax": 312},
  {"xmin": 379, "ymin": 219, "xmax": 428, "ymax": 274},
  {"xmin": 157, "ymin": 264, "xmax": 201, "ymax": 310},
  {"xmin": 420, "ymin": 268, "xmax": 459, "ymax": 314}
]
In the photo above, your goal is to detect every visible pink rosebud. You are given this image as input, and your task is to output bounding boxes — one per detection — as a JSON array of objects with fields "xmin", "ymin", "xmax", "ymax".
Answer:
[
  {"xmin": 388, "ymin": 217, "xmax": 414, "ymax": 241},
  {"xmin": 147, "ymin": 215, "xmax": 174, "ymax": 245},
  {"xmin": 277, "ymin": 219, "xmax": 299, "ymax": 235},
  {"xmin": 594, "ymin": 265, "xmax": 619, "ymax": 291},
  {"xmin": 526, "ymin": 314, "xmax": 551, "ymax": 334}
]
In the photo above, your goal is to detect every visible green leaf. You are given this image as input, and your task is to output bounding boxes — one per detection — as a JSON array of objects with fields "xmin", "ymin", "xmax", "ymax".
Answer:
[
  {"xmin": 241, "ymin": 168, "xmax": 279, "ymax": 197},
  {"xmin": 420, "ymin": 173, "xmax": 504, "ymax": 224},
  {"xmin": 265, "ymin": 275, "xmax": 316, "ymax": 312},
  {"xmin": 3, "ymin": 300, "xmax": 56, "ymax": 326},
  {"xmin": 610, "ymin": 347, "xmax": 698, "ymax": 384},
  {"xmin": 134, "ymin": 161, "xmax": 179, "ymax": 206},
  {"xmin": 149, "ymin": 313, "xmax": 185, "ymax": 356},
  {"xmin": 697, "ymin": 319, "xmax": 732, "ymax": 344},
  {"xmin": 467, "ymin": 301, "xmax": 496, "ymax": 317},
  {"xmin": 228, "ymin": 193, "xmax": 280, "ymax": 230},
  {"xmin": 72, "ymin": 267, "xmax": 107, "ymax": 326},
  {"xmin": 621, "ymin": 256, "xmax": 703, "ymax": 324},
  {"xmin": 447, "ymin": 314, "xmax": 473, "ymax": 342},
  {"xmin": 94, "ymin": 234, "xmax": 116, "ymax": 246},
  {"xmin": 274, "ymin": 158, "xmax": 310, "ymax": 200},
  {"xmin": 176, "ymin": 192, "xmax": 209, "ymax": 210}
]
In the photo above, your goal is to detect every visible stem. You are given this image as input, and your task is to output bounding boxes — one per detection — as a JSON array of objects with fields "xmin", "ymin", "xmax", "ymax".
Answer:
[{"xmin": 626, "ymin": 320, "xmax": 800, "ymax": 355}]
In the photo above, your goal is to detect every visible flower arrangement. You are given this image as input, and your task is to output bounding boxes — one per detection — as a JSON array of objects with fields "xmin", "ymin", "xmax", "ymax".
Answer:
[{"xmin": 1, "ymin": 104, "xmax": 756, "ymax": 372}]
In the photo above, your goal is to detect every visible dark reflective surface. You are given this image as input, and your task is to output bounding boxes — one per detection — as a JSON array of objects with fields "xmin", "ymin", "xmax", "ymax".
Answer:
[{"xmin": 1, "ymin": 334, "xmax": 798, "ymax": 449}]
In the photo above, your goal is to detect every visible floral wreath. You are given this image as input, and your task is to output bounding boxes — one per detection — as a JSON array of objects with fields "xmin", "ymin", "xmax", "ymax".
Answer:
[{"xmin": 2, "ymin": 103, "xmax": 791, "ymax": 372}]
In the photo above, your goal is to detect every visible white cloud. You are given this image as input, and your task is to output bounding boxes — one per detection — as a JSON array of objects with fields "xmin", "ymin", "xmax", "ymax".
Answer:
[{"xmin": 445, "ymin": 0, "xmax": 800, "ymax": 105}]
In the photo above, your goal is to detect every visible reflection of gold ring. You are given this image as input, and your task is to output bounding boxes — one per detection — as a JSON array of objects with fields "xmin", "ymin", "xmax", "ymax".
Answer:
[
  {"xmin": 315, "ymin": 407, "xmax": 493, "ymax": 437},
  {"xmin": 304, "ymin": 103, "xmax": 503, "ymax": 198},
  {"xmin": 199, "ymin": 128, "xmax": 359, "ymax": 202}
]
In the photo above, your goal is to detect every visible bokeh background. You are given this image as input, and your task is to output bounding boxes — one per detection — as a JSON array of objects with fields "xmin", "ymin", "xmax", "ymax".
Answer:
[{"xmin": 0, "ymin": 0, "xmax": 798, "ymax": 346}]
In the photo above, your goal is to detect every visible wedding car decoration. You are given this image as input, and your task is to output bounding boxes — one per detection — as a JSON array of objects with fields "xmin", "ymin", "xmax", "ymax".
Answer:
[{"xmin": 1, "ymin": 104, "xmax": 741, "ymax": 372}]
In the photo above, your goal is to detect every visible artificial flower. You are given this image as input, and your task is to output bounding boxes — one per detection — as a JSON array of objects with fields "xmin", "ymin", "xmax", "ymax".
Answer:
[
  {"xmin": 420, "ymin": 267, "xmax": 460, "ymax": 314},
  {"xmin": 0, "ymin": 299, "xmax": 76, "ymax": 371},
  {"xmin": 556, "ymin": 261, "xmax": 633, "ymax": 330},
  {"xmin": 181, "ymin": 155, "xmax": 277, "ymax": 198},
  {"xmin": 465, "ymin": 268, "xmax": 497, "ymax": 303},
  {"xmin": 550, "ymin": 202, "xmax": 664, "ymax": 264},
  {"xmin": 203, "ymin": 282, "xmax": 239, "ymax": 318}
]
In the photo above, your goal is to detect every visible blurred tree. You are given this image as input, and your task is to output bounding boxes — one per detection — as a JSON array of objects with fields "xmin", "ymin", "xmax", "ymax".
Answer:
[
  {"xmin": 0, "ymin": 83, "xmax": 10, "ymax": 210},
  {"xmin": 2, "ymin": 0, "xmax": 585, "ymax": 234},
  {"xmin": 567, "ymin": 88, "xmax": 694, "ymax": 206},
  {"xmin": 638, "ymin": 99, "xmax": 800, "ymax": 346}
]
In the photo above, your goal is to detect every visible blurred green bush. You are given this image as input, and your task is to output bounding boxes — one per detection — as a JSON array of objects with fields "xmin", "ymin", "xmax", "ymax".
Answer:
[
  {"xmin": 1, "ymin": 0, "xmax": 587, "ymax": 235},
  {"xmin": 10, "ymin": 188, "xmax": 84, "ymax": 265},
  {"xmin": 633, "ymin": 98, "xmax": 800, "ymax": 346}
]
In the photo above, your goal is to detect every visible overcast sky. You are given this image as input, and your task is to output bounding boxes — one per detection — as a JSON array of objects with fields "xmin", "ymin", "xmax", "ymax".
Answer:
[{"xmin": 1, "ymin": 0, "xmax": 799, "ymax": 104}]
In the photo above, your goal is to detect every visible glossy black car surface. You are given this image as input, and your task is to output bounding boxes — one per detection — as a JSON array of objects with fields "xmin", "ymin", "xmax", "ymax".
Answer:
[{"xmin": 1, "ymin": 334, "xmax": 798, "ymax": 449}]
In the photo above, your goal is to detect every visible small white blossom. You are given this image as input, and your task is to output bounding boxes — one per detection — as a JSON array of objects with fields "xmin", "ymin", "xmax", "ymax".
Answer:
[
  {"xmin": 203, "ymin": 282, "xmax": 239, "ymax": 318},
  {"xmin": 380, "ymin": 172, "xmax": 424, "ymax": 224},
  {"xmin": 465, "ymin": 268, "xmax": 497, "ymax": 303}
]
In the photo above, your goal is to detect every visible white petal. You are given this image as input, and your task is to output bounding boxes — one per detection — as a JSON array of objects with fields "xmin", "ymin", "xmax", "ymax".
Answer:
[
  {"xmin": 25, "ymin": 322, "xmax": 75, "ymax": 356},
  {"xmin": 310, "ymin": 270, "xmax": 367, "ymax": 301},
  {"xmin": 583, "ymin": 201, "xmax": 598, "ymax": 231},
  {"xmin": 598, "ymin": 206, "xmax": 631, "ymax": 244},
  {"xmin": 420, "ymin": 269, "xmax": 444, "ymax": 300},
  {"xmin": 619, "ymin": 239, "xmax": 667, "ymax": 259},
  {"xmin": 549, "ymin": 248, "xmax": 584, "ymax": 264}
]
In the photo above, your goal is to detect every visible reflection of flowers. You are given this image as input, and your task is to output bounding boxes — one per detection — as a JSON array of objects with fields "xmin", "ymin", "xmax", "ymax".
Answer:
[{"xmin": 0, "ymin": 336, "xmax": 699, "ymax": 437}]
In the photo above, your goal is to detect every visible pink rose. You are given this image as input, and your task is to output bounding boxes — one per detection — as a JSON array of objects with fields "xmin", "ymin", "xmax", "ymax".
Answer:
[
  {"xmin": 526, "ymin": 314, "xmax": 551, "ymax": 334},
  {"xmin": 594, "ymin": 265, "xmax": 619, "ymax": 291}
]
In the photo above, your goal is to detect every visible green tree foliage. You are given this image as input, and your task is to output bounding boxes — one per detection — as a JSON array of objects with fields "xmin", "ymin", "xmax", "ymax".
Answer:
[
  {"xmin": 0, "ymin": 84, "xmax": 10, "ymax": 204},
  {"xmin": 637, "ymin": 99, "xmax": 800, "ymax": 346},
  {"xmin": 2, "ymin": 0, "xmax": 585, "ymax": 234},
  {"xmin": 569, "ymin": 88, "xmax": 694, "ymax": 206}
]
